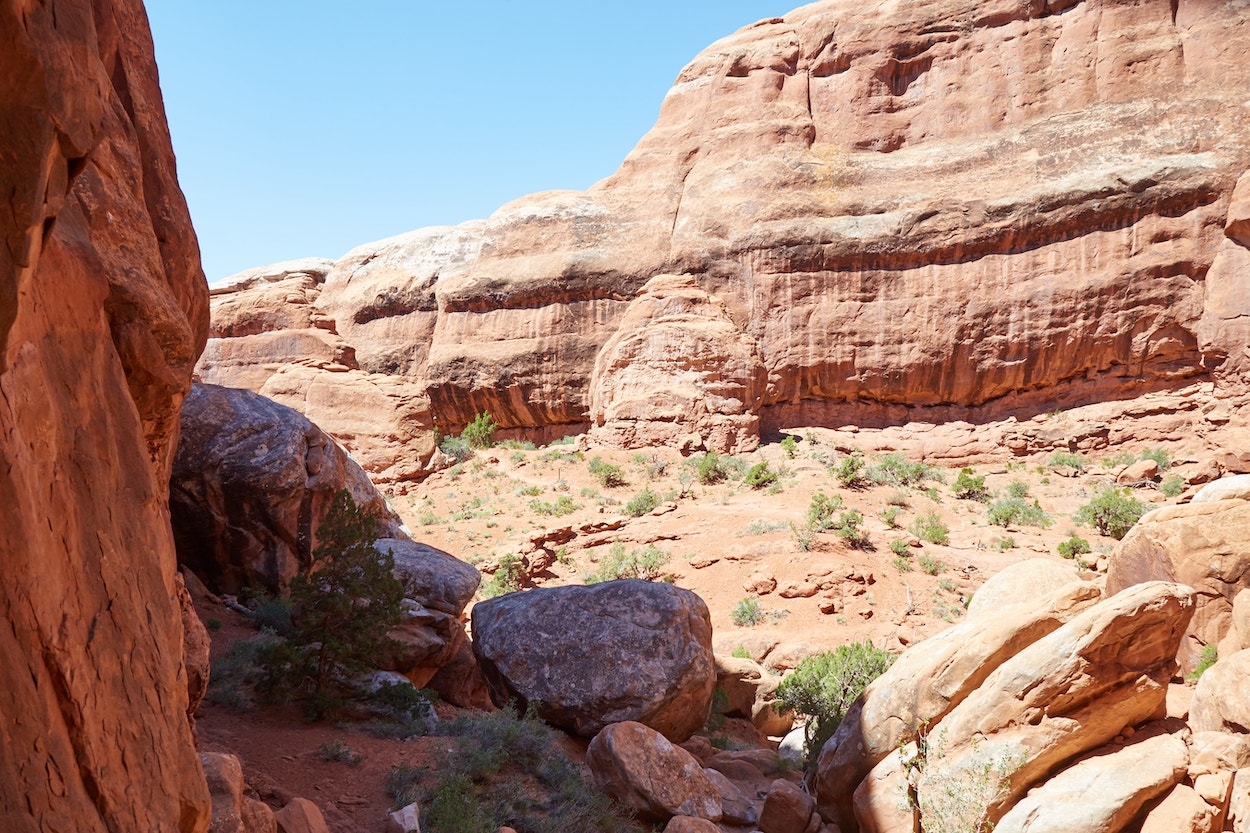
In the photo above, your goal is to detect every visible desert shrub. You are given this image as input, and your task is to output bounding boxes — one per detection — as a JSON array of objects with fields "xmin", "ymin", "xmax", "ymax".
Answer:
[
  {"xmin": 906, "ymin": 729, "xmax": 1025, "ymax": 833},
  {"xmin": 496, "ymin": 439, "xmax": 535, "ymax": 450},
  {"xmin": 439, "ymin": 434, "xmax": 475, "ymax": 463},
  {"xmin": 623, "ymin": 487, "xmax": 659, "ymax": 517},
  {"xmin": 739, "ymin": 519, "xmax": 789, "ymax": 536},
  {"xmin": 1160, "ymin": 475, "xmax": 1184, "ymax": 498},
  {"xmin": 880, "ymin": 506, "xmax": 902, "ymax": 528},
  {"xmin": 1101, "ymin": 451, "xmax": 1137, "ymax": 468},
  {"xmin": 834, "ymin": 452, "xmax": 866, "ymax": 488},
  {"xmin": 515, "ymin": 484, "xmax": 542, "ymax": 497},
  {"xmin": 731, "ymin": 597, "xmax": 766, "ymax": 627},
  {"xmin": 833, "ymin": 510, "xmax": 869, "ymax": 549},
  {"xmin": 743, "ymin": 461, "xmax": 778, "ymax": 489},
  {"xmin": 1056, "ymin": 535, "xmax": 1091, "ymax": 560},
  {"xmin": 319, "ymin": 738, "xmax": 362, "ymax": 766},
  {"xmin": 986, "ymin": 498, "xmax": 1051, "ymax": 528},
  {"xmin": 461, "ymin": 411, "xmax": 497, "ymax": 449},
  {"xmin": 887, "ymin": 489, "xmax": 911, "ymax": 507},
  {"xmin": 585, "ymin": 543, "xmax": 670, "ymax": 583},
  {"xmin": 867, "ymin": 454, "xmax": 942, "ymax": 487},
  {"xmin": 791, "ymin": 522, "xmax": 814, "ymax": 552},
  {"xmin": 587, "ymin": 456, "xmax": 627, "ymax": 488},
  {"xmin": 527, "ymin": 496, "xmax": 579, "ymax": 517},
  {"xmin": 951, "ymin": 468, "xmax": 989, "ymax": 502},
  {"xmin": 254, "ymin": 491, "xmax": 404, "ymax": 719},
  {"xmin": 806, "ymin": 491, "xmax": 844, "ymax": 532},
  {"xmin": 731, "ymin": 644, "xmax": 752, "ymax": 659},
  {"xmin": 889, "ymin": 538, "xmax": 910, "ymax": 557},
  {"xmin": 994, "ymin": 536, "xmax": 1016, "ymax": 551},
  {"xmin": 1188, "ymin": 645, "xmax": 1218, "ymax": 682},
  {"xmin": 909, "ymin": 511, "xmax": 949, "ymax": 545},
  {"xmin": 775, "ymin": 642, "xmax": 895, "ymax": 771},
  {"xmin": 480, "ymin": 554, "xmax": 524, "ymax": 599},
  {"xmin": 781, "ymin": 435, "xmax": 798, "ymax": 458},
  {"xmin": 243, "ymin": 591, "xmax": 295, "ymax": 636},
  {"xmin": 1005, "ymin": 480, "xmax": 1030, "ymax": 498},
  {"xmin": 918, "ymin": 554, "xmax": 946, "ymax": 575},
  {"xmin": 1139, "ymin": 447, "xmax": 1172, "ymax": 470},
  {"xmin": 1047, "ymin": 450, "xmax": 1087, "ymax": 470},
  {"xmin": 1075, "ymin": 486, "xmax": 1148, "ymax": 539},
  {"xmin": 686, "ymin": 451, "xmax": 725, "ymax": 484}
]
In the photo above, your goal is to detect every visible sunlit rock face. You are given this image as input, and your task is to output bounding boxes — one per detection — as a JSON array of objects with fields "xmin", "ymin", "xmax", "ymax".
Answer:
[
  {"xmin": 0, "ymin": 0, "xmax": 213, "ymax": 830},
  {"xmin": 203, "ymin": 0, "xmax": 1250, "ymax": 464}
]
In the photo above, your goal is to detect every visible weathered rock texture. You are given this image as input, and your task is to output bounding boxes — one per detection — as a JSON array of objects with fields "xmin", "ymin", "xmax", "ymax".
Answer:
[
  {"xmin": 586, "ymin": 721, "xmax": 723, "ymax": 824},
  {"xmin": 201, "ymin": 0, "xmax": 1250, "ymax": 467},
  {"xmin": 170, "ymin": 383, "xmax": 407, "ymax": 593},
  {"xmin": 0, "ymin": 1, "xmax": 211, "ymax": 830},
  {"xmin": 472, "ymin": 580, "xmax": 715, "ymax": 741}
]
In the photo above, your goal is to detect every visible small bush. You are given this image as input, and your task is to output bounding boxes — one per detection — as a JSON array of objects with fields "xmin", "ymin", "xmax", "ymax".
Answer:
[
  {"xmin": 867, "ymin": 453, "xmax": 942, "ymax": 487},
  {"xmin": 1075, "ymin": 486, "xmax": 1148, "ymax": 539},
  {"xmin": 731, "ymin": 644, "xmax": 752, "ymax": 659},
  {"xmin": 319, "ymin": 739, "xmax": 362, "ymax": 766},
  {"xmin": 623, "ymin": 488, "xmax": 659, "ymax": 517},
  {"xmin": 586, "ymin": 543, "xmax": 670, "ymax": 583},
  {"xmin": 462, "ymin": 411, "xmax": 497, "ymax": 449},
  {"xmin": 889, "ymin": 538, "xmax": 910, "ymax": 557},
  {"xmin": 527, "ymin": 496, "xmax": 579, "ymax": 517},
  {"xmin": 880, "ymin": 506, "xmax": 902, "ymax": 528},
  {"xmin": 918, "ymin": 554, "xmax": 946, "ymax": 575},
  {"xmin": 994, "ymin": 536, "xmax": 1016, "ymax": 551},
  {"xmin": 587, "ymin": 457, "xmax": 627, "ymax": 488},
  {"xmin": 951, "ymin": 468, "xmax": 989, "ymax": 502},
  {"xmin": 1101, "ymin": 451, "xmax": 1137, "ymax": 468},
  {"xmin": 1057, "ymin": 535, "xmax": 1091, "ymax": 560},
  {"xmin": 1140, "ymin": 448, "xmax": 1172, "ymax": 470},
  {"xmin": 792, "ymin": 522, "xmax": 814, "ymax": 552},
  {"xmin": 1187, "ymin": 645, "xmax": 1218, "ymax": 682},
  {"xmin": 806, "ymin": 491, "xmax": 844, "ymax": 533},
  {"xmin": 205, "ymin": 618, "xmax": 223, "ymax": 631},
  {"xmin": 986, "ymin": 498, "xmax": 1052, "ymax": 528},
  {"xmin": 780, "ymin": 436, "xmax": 798, "ymax": 458},
  {"xmin": 893, "ymin": 555, "xmax": 914, "ymax": 573},
  {"xmin": 694, "ymin": 451, "xmax": 728, "ymax": 485},
  {"xmin": 743, "ymin": 461, "xmax": 779, "ymax": 489},
  {"xmin": 1160, "ymin": 475, "xmax": 1184, "ymax": 498},
  {"xmin": 834, "ymin": 510, "xmax": 869, "ymax": 549},
  {"xmin": 887, "ymin": 489, "xmax": 911, "ymax": 507},
  {"xmin": 439, "ymin": 434, "xmax": 474, "ymax": 463},
  {"xmin": 739, "ymin": 519, "xmax": 789, "ymax": 536},
  {"xmin": 1048, "ymin": 450, "xmax": 1087, "ymax": 470},
  {"xmin": 731, "ymin": 597, "xmax": 766, "ymax": 627},
  {"xmin": 480, "ymin": 554, "xmax": 524, "ymax": 598},
  {"xmin": 1005, "ymin": 480, "xmax": 1030, "ymax": 498},
  {"xmin": 909, "ymin": 511, "xmax": 949, "ymax": 545},
  {"xmin": 834, "ymin": 453, "xmax": 866, "ymax": 488},
  {"xmin": 497, "ymin": 439, "xmax": 536, "ymax": 450},
  {"xmin": 774, "ymin": 642, "xmax": 895, "ymax": 771}
]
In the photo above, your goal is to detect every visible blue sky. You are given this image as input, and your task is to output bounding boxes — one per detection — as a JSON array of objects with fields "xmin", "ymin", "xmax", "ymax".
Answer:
[{"xmin": 146, "ymin": 2, "xmax": 797, "ymax": 282}]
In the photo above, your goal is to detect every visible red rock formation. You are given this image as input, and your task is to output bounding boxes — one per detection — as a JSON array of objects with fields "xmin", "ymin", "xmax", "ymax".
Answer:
[
  {"xmin": 201, "ymin": 0, "xmax": 1250, "ymax": 465},
  {"xmin": 0, "ymin": 1, "xmax": 210, "ymax": 830}
]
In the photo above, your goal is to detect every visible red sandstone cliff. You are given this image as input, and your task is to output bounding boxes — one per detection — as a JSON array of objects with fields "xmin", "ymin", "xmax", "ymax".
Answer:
[
  {"xmin": 1, "ymin": 1, "xmax": 210, "ymax": 830},
  {"xmin": 201, "ymin": 0, "xmax": 1250, "ymax": 471}
]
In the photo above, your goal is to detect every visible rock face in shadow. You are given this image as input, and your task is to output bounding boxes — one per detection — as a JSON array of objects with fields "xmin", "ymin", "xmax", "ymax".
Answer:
[
  {"xmin": 169, "ymin": 382, "xmax": 407, "ymax": 593},
  {"xmin": 201, "ymin": 0, "xmax": 1250, "ymax": 466},
  {"xmin": 0, "ymin": 0, "xmax": 211, "ymax": 830},
  {"xmin": 472, "ymin": 580, "xmax": 715, "ymax": 741}
]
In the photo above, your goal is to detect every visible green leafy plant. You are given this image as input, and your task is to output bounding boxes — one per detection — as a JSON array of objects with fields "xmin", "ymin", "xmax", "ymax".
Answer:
[
  {"xmin": 774, "ymin": 642, "xmax": 895, "ymax": 772},
  {"xmin": 1160, "ymin": 475, "xmax": 1184, "ymax": 498},
  {"xmin": 880, "ymin": 506, "xmax": 902, "ymax": 529},
  {"xmin": 319, "ymin": 738, "xmax": 362, "ymax": 766},
  {"xmin": 1056, "ymin": 535, "xmax": 1091, "ymax": 560},
  {"xmin": 439, "ymin": 434, "xmax": 475, "ymax": 463},
  {"xmin": 743, "ymin": 461, "xmax": 779, "ymax": 489},
  {"xmin": 1005, "ymin": 480, "xmax": 1030, "ymax": 498},
  {"xmin": 951, "ymin": 468, "xmax": 989, "ymax": 502},
  {"xmin": 918, "ymin": 554, "xmax": 947, "ymax": 575},
  {"xmin": 867, "ymin": 454, "xmax": 942, "ymax": 487},
  {"xmin": 781, "ymin": 435, "xmax": 798, "ymax": 458},
  {"xmin": 1187, "ymin": 645, "xmax": 1218, "ymax": 682},
  {"xmin": 731, "ymin": 644, "xmax": 752, "ymax": 660},
  {"xmin": 1047, "ymin": 450, "xmax": 1087, "ymax": 470},
  {"xmin": 806, "ymin": 491, "xmax": 844, "ymax": 532},
  {"xmin": 481, "ymin": 554, "xmax": 524, "ymax": 598},
  {"xmin": 905, "ymin": 729, "xmax": 1026, "ymax": 833},
  {"xmin": 889, "ymin": 538, "xmax": 911, "ymax": 557},
  {"xmin": 585, "ymin": 543, "xmax": 670, "ymax": 583},
  {"xmin": 623, "ymin": 487, "xmax": 659, "ymax": 517},
  {"xmin": 1075, "ymin": 486, "xmax": 1148, "ymax": 539},
  {"xmin": 833, "ymin": 510, "xmax": 869, "ymax": 549},
  {"xmin": 731, "ymin": 597, "xmax": 766, "ymax": 627},
  {"xmin": 527, "ymin": 496, "xmax": 579, "ymax": 517},
  {"xmin": 909, "ymin": 511, "xmax": 949, "ymax": 545},
  {"xmin": 461, "ymin": 411, "xmax": 498, "ymax": 449},
  {"xmin": 994, "ymin": 536, "xmax": 1016, "ymax": 552},
  {"xmin": 986, "ymin": 498, "xmax": 1052, "ymax": 528},
  {"xmin": 693, "ymin": 451, "xmax": 728, "ymax": 485},
  {"xmin": 1101, "ymin": 451, "xmax": 1137, "ymax": 468},
  {"xmin": 1139, "ymin": 448, "xmax": 1172, "ymax": 470},
  {"xmin": 834, "ymin": 452, "xmax": 866, "ymax": 488},
  {"xmin": 587, "ymin": 456, "xmax": 627, "ymax": 488}
]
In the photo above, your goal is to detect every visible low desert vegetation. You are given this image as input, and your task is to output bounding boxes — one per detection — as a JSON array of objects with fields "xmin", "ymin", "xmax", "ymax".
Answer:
[
  {"xmin": 951, "ymin": 468, "xmax": 989, "ymax": 502},
  {"xmin": 1075, "ymin": 486, "xmax": 1148, "ymax": 539},
  {"xmin": 731, "ymin": 596, "xmax": 766, "ymax": 627},
  {"xmin": 584, "ymin": 542, "xmax": 670, "ymax": 583},
  {"xmin": 986, "ymin": 498, "xmax": 1051, "ymax": 529},
  {"xmin": 909, "ymin": 511, "xmax": 949, "ymax": 545}
]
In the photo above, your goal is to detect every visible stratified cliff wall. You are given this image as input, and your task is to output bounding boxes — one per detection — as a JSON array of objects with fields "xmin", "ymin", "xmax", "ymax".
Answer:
[
  {"xmin": 1, "ymin": 1, "xmax": 210, "ymax": 830},
  {"xmin": 201, "ymin": 0, "xmax": 1250, "ymax": 466}
]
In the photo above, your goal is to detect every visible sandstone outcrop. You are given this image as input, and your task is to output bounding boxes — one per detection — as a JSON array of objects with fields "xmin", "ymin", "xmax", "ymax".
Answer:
[
  {"xmin": 715, "ymin": 654, "xmax": 794, "ymax": 737},
  {"xmin": 1106, "ymin": 499, "xmax": 1250, "ymax": 670},
  {"xmin": 170, "ymin": 382, "xmax": 407, "ymax": 593},
  {"xmin": 472, "ymin": 580, "xmax": 715, "ymax": 740},
  {"xmin": 839, "ymin": 582, "xmax": 1193, "ymax": 833},
  {"xmin": 1190, "ymin": 648, "xmax": 1250, "ymax": 735},
  {"xmin": 383, "ymin": 538, "xmax": 480, "ymax": 615},
  {"xmin": 1, "ymin": 1, "xmax": 212, "ymax": 829},
  {"xmin": 586, "ymin": 721, "xmax": 722, "ymax": 824},
  {"xmin": 201, "ymin": 0, "xmax": 1250, "ymax": 465}
]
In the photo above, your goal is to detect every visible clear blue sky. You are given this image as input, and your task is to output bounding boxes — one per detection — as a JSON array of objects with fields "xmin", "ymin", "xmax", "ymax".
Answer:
[{"xmin": 146, "ymin": 2, "xmax": 797, "ymax": 282}]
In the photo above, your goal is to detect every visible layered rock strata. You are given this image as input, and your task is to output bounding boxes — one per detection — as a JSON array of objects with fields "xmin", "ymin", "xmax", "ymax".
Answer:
[
  {"xmin": 0, "ymin": 0, "xmax": 211, "ymax": 829},
  {"xmin": 202, "ymin": 0, "xmax": 1250, "ymax": 467}
]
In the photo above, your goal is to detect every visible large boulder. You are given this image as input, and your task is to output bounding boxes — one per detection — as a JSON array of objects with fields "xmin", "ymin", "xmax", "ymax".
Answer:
[
  {"xmin": 586, "ymin": 721, "xmax": 722, "ymax": 824},
  {"xmin": 1190, "ymin": 648, "xmax": 1250, "ymax": 735},
  {"xmin": 714, "ymin": 654, "xmax": 794, "ymax": 737},
  {"xmin": 1106, "ymin": 500, "xmax": 1250, "ymax": 670},
  {"xmin": 472, "ymin": 580, "xmax": 715, "ymax": 740},
  {"xmin": 852, "ymin": 582, "xmax": 1194, "ymax": 833},
  {"xmin": 1192, "ymin": 474, "xmax": 1250, "ymax": 504},
  {"xmin": 994, "ymin": 730, "xmax": 1188, "ymax": 833},
  {"xmin": 382, "ymin": 538, "xmax": 479, "ymax": 616},
  {"xmin": 1, "ymin": 0, "xmax": 214, "ymax": 829},
  {"xmin": 170, "ymin": 383, "xmax": 407, "ymax": 593},
  {"xmin": 815, "ymin": 580, "xmax": 1101, "ymax": 830},
  {"xmin": 965, "ymin": 559, "xmax": 1088, "ymax": 620}
]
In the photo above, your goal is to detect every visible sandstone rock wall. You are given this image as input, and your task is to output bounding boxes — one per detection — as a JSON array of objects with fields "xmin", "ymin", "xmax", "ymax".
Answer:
[
  {"xmin": 201, "ymin": 0, "xmax": 1250, "ymax": 468},
  {"xmin": 0, "ymin": 1, "xmax": 210, "ymax": 830}
]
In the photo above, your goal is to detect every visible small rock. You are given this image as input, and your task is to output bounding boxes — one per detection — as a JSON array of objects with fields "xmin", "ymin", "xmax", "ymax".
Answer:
[
  {"xmin": 586, "ymin": 721, "xmax": 722, "ymax": 823},
  {"xmin": 1117, "ymin": 458, "xmax": 1160, "ymax": 484},
  {"xmin": 690, "ymin": 555, "xmax": 719, "ymax": 569},
  {"xmin": 745, "ymin": 573, "xmax": 778, "ymax": 595},
  {"xmin": 662, "ymin": 817, "xmax": 721, "ymax": 833},
  {"xmin": 274, "ymin": 798, "xmax": 331, "ymax": 833},
  {"xmin": 385, "ymin": 802, "xmax": 421, "ymax": 833},
  {"xmin": 779, "ymin": 581, "xmax": 819, "ymax": 599},
  {"xmin": 759, "ymin": 778, "xmax": 815, "ymax": 833}
]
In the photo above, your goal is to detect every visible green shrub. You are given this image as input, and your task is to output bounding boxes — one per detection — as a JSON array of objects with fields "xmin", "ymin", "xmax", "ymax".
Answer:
[
  {"xmin": 497, "ymin": 439, "xmax": 536, "ymax": 450},
  {"xmin": 806, "ymin": 491, "xmax": 844, "ymax": 533},
  {"xmin": 1075, "ymin": 486, "xmax": 1148, "ymax": 539},
  {"xmin": 319, "ymin": 738, "xmax": 362, "ymax": 766},
  {"xmin": 586, "ymin": 543, "xmax": 670, "ymax": 583},
  {"xmin": 986, "ymin": 498, "xmax": 1052, "ymax": 528},
  {"xmin": 744, "ymin": 461, "xmax": 779, "ymax": 489},
  {"xmin": 205, "ymin": 618, "xmax": 223, "ymax": 631},
  {"xmin": 889, "ymin": 538, "xmax": 910, "ymax": 557},
  {"xmin": 527, "ymin": 496, "xmax": 579, "ymax": 517},
  {"xmin": 1048, "ymin": 450, "xmax": 1087, "ymax": 470},
  {"xmin": 887, "ymin": 489, "xmax": 911, "ymax": 507},
  {"xmin": 461, "ymin": 412, "xmax": 497, "ymax": 449},
  {"xmin": 1101, "ymin": 451, "xmax": 1137, "ymax": 468},
  {"xmin": 781, "ymin": 436, "xmax": 798, "ymax": 458},
  {"xmin": 1160, "ymin": 475, "xmax": 1184, "ymax": 498},
  {"xmin": 244, "ymin": 592, "xmax": 294, "ymax": 636},
  {"xmin": 918, "ymin": 555, "xmax": 946, "ymax": 575},
  {"xmin": 834, "ymin": 510, "xmax": 869, "ymax": 549},
  {"xmin": 774, "ymin": 642, "xmax": 895, "ymax": 771},
  {"xmin": 893, "ymin": 555, "xmax": 913, "ymax": 573},
  {"xmin": 1005, "ymin": 480, "xmax": 1030, "ymax": 498},
  {"xmin": 792, "ymin": 522, "xmax": 814, "ymax": 552},
  {"xmin": 951, "ymin": 468, "xmax": 989, "ymax": 501},
  {"xmin": 994, "ymin": 536, "xmax": 1016, "ymax": 551},
  {"xmin": 867, "ymin": 454, "xmax": 942, "ymax": 487},
  {"xmin": 909, "ymin": 511, "xmax": 949, "ymax": 545},
  {"xmin": 834, "ymin": 453, "xmax": 866, "ymax": 488},
  {"xmin": 624, "ymin": 488, "xmax": 659, "ymax": 517},
  {"xmin": 587, "ymin": 457, "xmax": 627, "ymax": 488},
  {"xmin": 439, "ymin": 434, "xmax": 475, "ymax": 463},
  {"xmin": 731, "ymin": 644, "xmax": 752, "ymax": 659},
  {"xmin": 1056, "ymin": 535, "xmax": 1091, "ymax": 560},
  {"xmin": 739, "ymin": 519, "xmax": 789, "ymax": 536},
  {"xmin": 1187, "ymin": 645, "xmax": 1218, "ymax": 682},
  {"xmin": 880, "ymin": 506, "xmax": 902, "ymax": 528},
  {"xmin": 731, "ymin": 597, "xmax": 766, "ymax": 627},
  {"xmin": 1139, "ymin": 448, "xmax": 1172, "ymax": 470},
  {"xmin": 515, "ymin": 484, "xmax": 542, "ymax": 497},
  {"xmin": 480, "ymin": 554, "xmax": 524, "ymax": 598}
]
